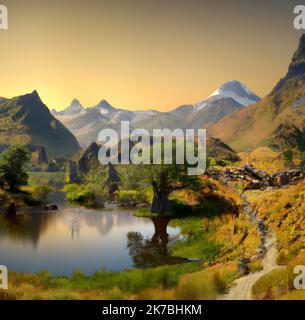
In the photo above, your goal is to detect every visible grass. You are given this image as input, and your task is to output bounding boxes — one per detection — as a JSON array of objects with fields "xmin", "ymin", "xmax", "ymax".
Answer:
[
  {"xmin": 28, "ymin": 172, "xmax": 65, "ymax": 187},
  {"xmin": 1, "ymin": 261, "xmax": 240, "ymax": 300},
  {"xmin": 21, "ymin": 185, "xmax": 53, "ymax": 202},
  {"xmin": 134, "ymin": 208, "xmax": 160, "ymax": 218},
  {"xmin": 237, "ymin": 147, "xmax": 286, "ymax": 173},
  {"xmin": 2, "ymin": 262, "xmax": 201, "ymax": 300},
  {"xmin": 252, "ymin": 268, "xmax": 289, "ymax": 300},
  {"xmin": 175, "ymin": 262, "xmax": 238, "ymax": 299},
  {"xmin": 0, "ymin": 176, "xmax": 264, "ymax": 300},
  {"xmin": 170, "ymin": 217, "xmax": 222, "ymax": 261},
  {"xmin": 246, "ymin": 181, "xmax": 305, "ymax": 264},
  {"xmin": 252, "ymin": 252, "xmax": 305, "ymax": 300}
]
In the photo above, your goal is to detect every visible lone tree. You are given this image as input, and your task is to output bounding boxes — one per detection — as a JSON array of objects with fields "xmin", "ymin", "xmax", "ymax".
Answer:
[
  {"xmin": 0, "ymin": 146, "xmax": 29, "ymax": 192},
  {"xmin": 148, "ymin": 162, "xmax": 202, "ymax": 214},
  {"xmin": 136, "ymin": 140, "xmax": 207, "ymax": 214}
]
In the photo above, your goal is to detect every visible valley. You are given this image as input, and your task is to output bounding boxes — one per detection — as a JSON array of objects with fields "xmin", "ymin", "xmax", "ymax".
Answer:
[{"xmin": 1, "ymin": 34, "xmax": 305, "ymax": 301}]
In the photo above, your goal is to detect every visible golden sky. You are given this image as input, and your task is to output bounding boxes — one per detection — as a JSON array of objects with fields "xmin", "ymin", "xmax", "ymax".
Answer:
[{"xmin": 0, "ymin": 0, "xmax": 303, "ymax": 111}]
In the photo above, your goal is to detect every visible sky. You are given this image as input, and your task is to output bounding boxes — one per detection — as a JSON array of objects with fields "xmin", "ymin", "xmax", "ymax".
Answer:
[{"xmin": 0, "ymin": 0, "xmax": 304, "ymax": 111}]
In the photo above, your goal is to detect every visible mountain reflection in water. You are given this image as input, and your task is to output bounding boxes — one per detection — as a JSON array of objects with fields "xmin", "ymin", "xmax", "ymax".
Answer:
[{"xmin": 0, "ymin": 205, "xmax": 181, "ymax": 275}]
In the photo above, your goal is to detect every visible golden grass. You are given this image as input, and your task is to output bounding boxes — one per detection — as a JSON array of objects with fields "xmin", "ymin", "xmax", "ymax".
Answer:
[
  {"xmin": 246, "ymin": 181, "xmax": 305, "ymax": 264},
  {"xmin": 237, "ymin": 147, "xmax": 286, "ymax": 173}
]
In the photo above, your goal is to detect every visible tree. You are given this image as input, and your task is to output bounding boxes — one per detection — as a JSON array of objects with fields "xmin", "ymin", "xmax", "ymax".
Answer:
[
  {"xmin": 0, "ymin": 146, "xmax": 29, "ymax": 192},
  {"xmin": 148, "ymin": 163, "xmax": 202, "ymax": 213},
  {"xmin": 114, "ymin": 136, "xmax": 208, "ymax": 214},
  {"xmin": 137, "ymin": 140, "xmax": 207, "ymax": 214}
]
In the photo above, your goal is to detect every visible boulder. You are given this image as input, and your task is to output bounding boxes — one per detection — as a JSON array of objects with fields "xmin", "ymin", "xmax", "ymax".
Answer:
[
  {"xmin": 44, "ymin": 204, "xmax": 58, "ymax": 211},
  {"xmin": 207, "ymin": 165, "xmax": 304, "ymax": 190}
]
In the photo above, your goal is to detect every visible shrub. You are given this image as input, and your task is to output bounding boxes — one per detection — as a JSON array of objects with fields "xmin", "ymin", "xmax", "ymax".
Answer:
[
  {"xmin": 62, "ymin": 184, "xmax": 95, "ymax": 204},
  {"xmin": 116, "ymin": 188, "xmax": 152, "ymax": 205},
  {"xmin": 22, "ymin": 185, "xmax": 52, "ymax": 201},
  {"xmin": 33, "ymin": 263, "xmax": 201, "ymax": 296}
]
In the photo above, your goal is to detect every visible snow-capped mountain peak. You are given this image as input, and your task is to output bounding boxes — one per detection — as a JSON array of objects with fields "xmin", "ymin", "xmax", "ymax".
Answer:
[
  {"xmin": 52, "ymin": 99, "xmax": 85, "ymax": 116},
  {"xmin": 195, "ymin": 80, "xmax": 260, "ymax": 111}
]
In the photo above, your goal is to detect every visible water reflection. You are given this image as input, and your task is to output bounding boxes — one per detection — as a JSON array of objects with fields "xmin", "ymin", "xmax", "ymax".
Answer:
[
  {"xmin": 0, "ymin": 208, "xmax": 135, "ymax": 246},
  {"xmin": 0, "ymin": 213, "xmax": 53, "ymax": 247},
  {"xmin": 0, "ymin": 206, "xmax": 182, "ymax": 275},
  {"xmin": 127, "ymin": 217, "xmax": 187, "ymax": 268},
  {"xmin": 62, "ymin": 209, "xmax": 115, "ymax": 237}
]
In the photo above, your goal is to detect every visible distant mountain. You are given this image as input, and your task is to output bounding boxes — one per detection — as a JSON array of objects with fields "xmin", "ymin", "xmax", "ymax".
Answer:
[
  {"xmin": 0, "ymin": 91, "xmax": 80, "ymax": 158},
  {"xmin": 131, "ymin": 80, "xmax": 259, "ymax": 131},
  {"xmin": 210, "ymin": 34, "xmax": 305, "ymax": 153},
  {"xmin": 52, "ymin": 100, "xmax": 159, "ymax": 147},
  {"xmin": 53, "ymin": 81, "xmax": 259, "ymax": 147},
  {"xmin": 194, "ymin": 80, "xmax": 260, "ymax": 110},
  {"xmin": 52, "ymin": 99, "xmax": 85, "ymax": 116}
]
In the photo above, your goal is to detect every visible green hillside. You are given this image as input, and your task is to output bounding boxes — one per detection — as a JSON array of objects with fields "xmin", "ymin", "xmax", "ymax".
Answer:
[
  {"xmin": 0, "ymin": 91, "xmax": 80, "ymax": 159},
  {"xmin": 210, "ymin": 34, "xmax": 305, "ymax": 153}
]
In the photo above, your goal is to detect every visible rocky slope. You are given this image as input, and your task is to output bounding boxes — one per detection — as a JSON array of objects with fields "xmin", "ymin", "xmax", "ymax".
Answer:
[
  {"xmin": 208, "ymin": 164, "xmax": 304, "ymax": 190},
  {"xmin": 210, "ymin": 35, "xmax": 305, "ymax": 154}
]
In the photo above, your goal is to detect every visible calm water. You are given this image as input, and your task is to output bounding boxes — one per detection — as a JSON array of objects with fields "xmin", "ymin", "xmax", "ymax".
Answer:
[{"xmin": 0, "ymin": 197, "xmax": 181, "ymax": 276}]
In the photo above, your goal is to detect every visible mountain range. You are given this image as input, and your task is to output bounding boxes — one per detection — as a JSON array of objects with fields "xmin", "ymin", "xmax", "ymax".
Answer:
[
  {"xmin": 52, "ymin": 80, "xmax": 260, "ymax": 147},
  {"xmin": 3, "ymin": 34, "xmax": 305, "ymax": 163},
  {"xmin": 209, "ymin": 34, "xmax": 305, "ymax": 154}
]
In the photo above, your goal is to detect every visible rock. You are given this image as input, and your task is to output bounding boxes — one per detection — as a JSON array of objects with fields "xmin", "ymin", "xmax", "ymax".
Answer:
[
  {"xmin": 44, "ymin": 204, "xmax": 58, "ymax": 211},
  {"xmin": 257, "ymin": 221, "xmax": 266, "ymax": 231},
  {"xmin": 207, "ymin": 164, "xmax": 304, "ymax": 190},
  {"xmin": 77, "ymin": 142, "xmax": 99, "ymax": 174},
  {"xmin": 237, "ymin": 258, "xmax": 250, "ymax": 275}
]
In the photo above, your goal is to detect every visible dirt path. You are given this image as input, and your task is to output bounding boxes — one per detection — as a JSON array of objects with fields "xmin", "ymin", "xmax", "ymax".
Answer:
[
  {"xmin": 223, "ymin": 236, "xmax": 282, "ymax": 300},
  {"xmin": 223, "ymin": 193, "xmax": 284, "ymax": 300}
]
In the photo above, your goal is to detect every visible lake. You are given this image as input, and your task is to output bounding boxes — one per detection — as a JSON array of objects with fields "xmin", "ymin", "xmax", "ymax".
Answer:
[{"xmin": 0, "ymin": 199, "xmax": 182, "ymax": 276}]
